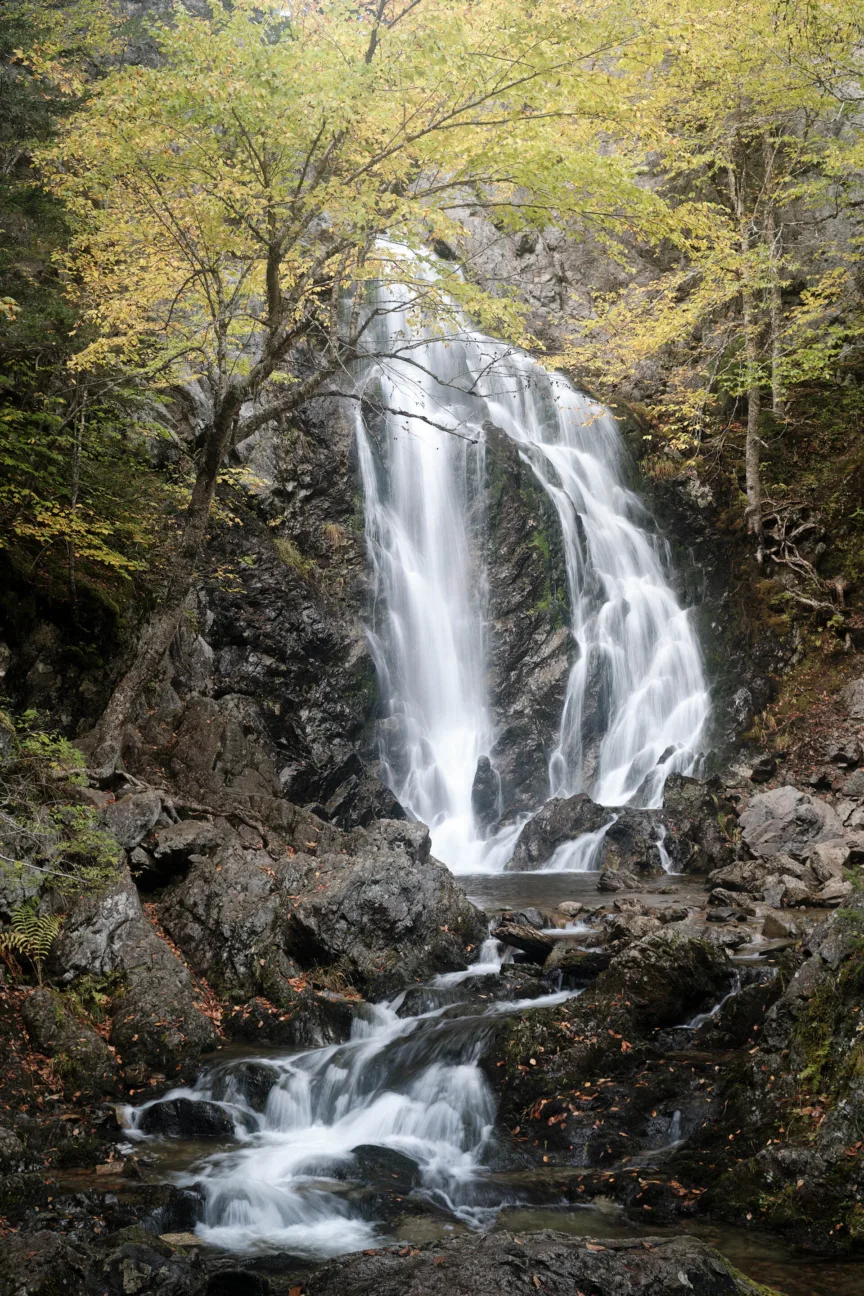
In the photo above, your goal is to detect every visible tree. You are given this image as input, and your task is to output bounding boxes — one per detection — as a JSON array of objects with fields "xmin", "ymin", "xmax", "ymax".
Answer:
[
  {"xmin": 44, "ymin": 0, "xmax": 656, "ymax": 770},
  {"xmin": 560, "ymin": 0, "xmax": 864, "ymax": 559}
]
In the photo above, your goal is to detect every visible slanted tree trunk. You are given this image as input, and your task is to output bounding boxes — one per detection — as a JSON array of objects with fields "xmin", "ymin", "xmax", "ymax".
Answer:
[{"xmin": 91, "ymin": 397, "xmax": 241, "ymax": 773}]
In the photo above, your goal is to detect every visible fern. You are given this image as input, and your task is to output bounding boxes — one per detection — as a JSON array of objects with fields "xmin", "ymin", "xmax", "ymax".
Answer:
[{"xmin": 0, "ymin": 900, "xmax": 63, "ymax": 986}]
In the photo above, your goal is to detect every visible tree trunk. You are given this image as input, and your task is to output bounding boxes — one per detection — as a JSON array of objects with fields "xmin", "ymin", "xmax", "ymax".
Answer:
[
  {"xmin": 741, "ymin": 284, "xmax": 764, "ymax": 561},
  {"xmin": 762, "ymin": 138, "xmax": 786, "ymax": 420},
  {"xmin": 91, "ymin": 401, "xmax": 239, "ymax": 773},
  {"xmin": 729, "ymin": 162, "xmax": 765, "ymax": 561}
]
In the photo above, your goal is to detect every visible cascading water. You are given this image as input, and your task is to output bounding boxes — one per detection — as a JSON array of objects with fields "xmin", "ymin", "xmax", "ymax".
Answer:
[
  {"xmin": 128, "ymin": 986, "xmax": 574, "ymax": 1255},
  {"xmin": 356, "ymin": 268, "xmax": 710, "ymax": 872}
]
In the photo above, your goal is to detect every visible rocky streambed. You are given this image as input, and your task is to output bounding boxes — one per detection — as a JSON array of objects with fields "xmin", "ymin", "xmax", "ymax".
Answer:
[{"xmin": 3, "ymin": 753, "xmax": 864, "ymax": 1295}]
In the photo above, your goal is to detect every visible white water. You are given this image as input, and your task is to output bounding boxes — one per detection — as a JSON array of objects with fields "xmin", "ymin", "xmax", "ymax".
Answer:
[
  {"xmin": 128, "ymin": 986, "xmax": 574, "ymax": 1255},
  {"xmin": 356, "ymin": 268, "xmax": 709, "ymax": 874}
]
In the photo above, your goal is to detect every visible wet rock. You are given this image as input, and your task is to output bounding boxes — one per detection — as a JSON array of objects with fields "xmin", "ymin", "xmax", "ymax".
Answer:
[
  {"xmin": 490, "ymin": 921, "xmax": 555, "ymax": 962},
  {"xmin": 209, "ymin": 1060, "xmax": 281, "ymax": 1113},
  {"xmin": 506, "ymin": 793, "xmax": 609, "ymax": 871},
  {"xmin": 471, "ymin": 755, "xmax": 500, "ymax": 830},
  {"xmin": 597, "ymin": 867, "xmax": 640, "ymax": 892},
  {"xmin": 0, "ymin": 1229, "xmax": 86, "ymax": 1296},
  {"xmin": 600, "ymin": 912, "xmax": 662, "ymax": 944},
  {"xmin": 51, "ymin": 869, "xmax": 216, "ymax": 1082},
  {"xmin": 749, "ymin": 753, "xmax": 777, "ymax": 783},
  {"xmin": 542, "ymin": 943, "xmax": 612, "ymax": 981},
  {"xmin": 168, "ymin": 694, "xmax": 281, "ymax": 804},
  {"xmin": 322, "ymin": 769, "xmax": 406, "ymax": 830},
  {"xmin": 660, "ymin": 774, "xmax": 737, "ymax": 873},
  {"xmin": 763, "ymin": 912, "xmax": 800, "ymax": 939},
  {"xmin": 739, "ymin": 785, "xmax": 844, "ymax": 859},
  {"xmin": 103, "ymin": 791, "xmax": 163, "ymax": 850},
  {"xmin": 86, "ymin": 1234, "xmax": 207, "ymax": 1295},
  {"xmin": 482, "ymin": 424, "xmax": 574, "ymax": 815},
  {"xmin": 223, "ymin": 993, "xmax": 355, "ymax": 1047},
  {"xmin": 303, "ymin": 1230, "xmax": 770, "ymax": 1296},
  {"xmin": 20, "ymin": 988, "xmax": 120, "ymax": 1098},
  {"xmin": 284, "ymin": 821, "xmax": 486, "ymax": 995},
  {"xmin": 350, "ymin": 1144, "xmax": 421, "ymax": 1192},
  {"xmin": 137, "ymin": 1097, "xmax": 235, "ymax": 1140},
  {"xmin": 603, "ymin": 809, "xmax": 664, "ymax": 874}
]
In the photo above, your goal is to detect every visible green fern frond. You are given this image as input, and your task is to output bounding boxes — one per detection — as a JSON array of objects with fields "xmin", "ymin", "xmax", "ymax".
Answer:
[{"xmin": 0, "ymin": 900, "xmax": 63, "ymax": 986}]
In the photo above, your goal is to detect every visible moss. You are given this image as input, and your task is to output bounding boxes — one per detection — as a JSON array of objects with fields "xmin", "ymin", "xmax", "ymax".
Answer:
[{"xmin": 273, "ymin": 535, "xmax": 316, "ymax": 580}]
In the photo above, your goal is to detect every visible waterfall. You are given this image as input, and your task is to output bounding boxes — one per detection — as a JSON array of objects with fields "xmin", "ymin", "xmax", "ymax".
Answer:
[{"xmin": 355, "ymin": 267, "xmax": 709, "ymax": 873}]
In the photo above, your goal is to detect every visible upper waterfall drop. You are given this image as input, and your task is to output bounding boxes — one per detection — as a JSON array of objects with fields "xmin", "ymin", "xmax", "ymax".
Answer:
[{"xmin": 353, "ymin": 272, "xmax": 710, "ymax": 873}]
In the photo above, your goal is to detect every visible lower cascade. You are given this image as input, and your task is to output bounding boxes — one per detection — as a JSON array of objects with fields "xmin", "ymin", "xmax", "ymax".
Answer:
[
  {"xmin": 128, "ymin": 973, "xmax": 573, "ymax": 1256},
  {"xmin": 355, "ymin": 276, "xmax": 710, "ymax": 873}
]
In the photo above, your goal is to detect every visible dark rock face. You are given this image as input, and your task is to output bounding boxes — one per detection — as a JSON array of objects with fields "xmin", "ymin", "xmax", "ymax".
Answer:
[
  {"xmin": 50, "ymin": 870, "xmax": 216, "ymax": 1083},
  {"xmin": 661, "ymin": 773, "xmax": 737, "ymax": 873},
  {"xmin": 160, "ymin": 818, "xmax": 486, "ymax": 999},
  {"xmin": 471, "ymin": 755, "xmax": 500, "ymax": 830},
  {"xmin": 504, "ymin": 775, "xmax": 734, "ymax": 874},
  {"xmin": 137, "ymin": 1097, "xmax": 234, "ymax": 1140},
  {"xmin": 303, "ymin": 1230, "xmax": 770, "ymax": 1296},
  {"xmin": 0, "ymin": 1229, "xmax": 86, "ymax": 1296},
  {"xmin": 506, "ymin": 793, "xmax": 609, "ymax": 870},
  {"xmin": 684, "ymin": 898, "xmax": 864, "ymax": 1248},
  {"xmin": 486, "ymin": 931, "xmax": 731, "ymax": 1129},
  {"xmin": 20, "ymin": 989, "xmax": 119, "ymax": 1099},
  {"xmin": 482, "ymin": 425, "xmax": 574, "ymax": 815}
]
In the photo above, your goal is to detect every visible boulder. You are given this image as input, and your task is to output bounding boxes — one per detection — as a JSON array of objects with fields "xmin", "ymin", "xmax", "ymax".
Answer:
[
  {"xmin": 841, "ymin": 677, "xmax": 864, "ymax": 719},
  {"xmin": 103, "ymin": 790, "xmax": 163, "ymax": 850},
  {"xmin": 824, "ymin": 736, "xmax": 862, "ymax": 768},
  {"xmin": 842, "ymin": 768, "xmax": 864, "ymax": 798},
  {"xmin": 152, "ymin": 818, "xmax": 225, "ymax": 860},
  {"xmin": 303, "ymin": 1230, "xmax": 771, "ymax": 1296},
  {"xmin": 739, "ymin": 786, "xmax": 844, "ymax": 859},
  {"xmin": 0, "ymin": 1127, "xmax": 24, "ymax": 1166},
  {"xmin": 807, "ymin": 838, "xmax": 852, "ymax": 882},
  {"xmin": 506, "ymin": 793, "xmax": 609, "ymax": 871},
  {"xmin": 137, "ymin": 1097, "xmax": 235, "ymax": 1140},
  {"xmin": 814, "ymin": 877, "xmax": 853, "ymax": 906},
  {"xmin": 161, "ymin": 819, "xmax": 486, "ymax": 1000},
  {"xmin": 21, "ymin": 988, "xmax": 119, "ymax": 1098},
  {"xmin": 543, "ymin": 943, "xmax": 612, "ymax": 981},
  {"xmin": 51, "ymin": 869, "xmax": 216, "ymax": 1082},
  {"xmin": 597, "ymin": 867, "xmax": 641, "ymax": 892},
  {"xmin": 286, "ymin": 821, "xmax": 487, "ymax": 994},
  {"xmin": 763, "ymin": 912, "xmax": 800, "ymax": 939}
]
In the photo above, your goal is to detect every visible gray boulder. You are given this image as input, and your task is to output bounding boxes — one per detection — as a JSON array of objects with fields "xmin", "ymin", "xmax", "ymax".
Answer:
[
  {"xmin": 842, "ymin": 677, "xmax": 864, "ymax": 719},
  {"xmin": 51, "ymin": 869, "xmax": 216, "ymax": 1082},
  {"xmin": 161, "ymin": 819, "xmax": 486, "ymax": 999},
  {"xmin": 103, "ymin": 790, "xmax": 163, "ymax": 849},
  {"xmin": 739, "ymin": 786, "xmax": 844, "ymax": 859},
  {"xmin": 303, "ymin": 1231, "xmax": 768, "ymax": 1296},
  {"xmin": 0, "ymin": 1230, "xmax": 86, "ymax": 1296}
]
